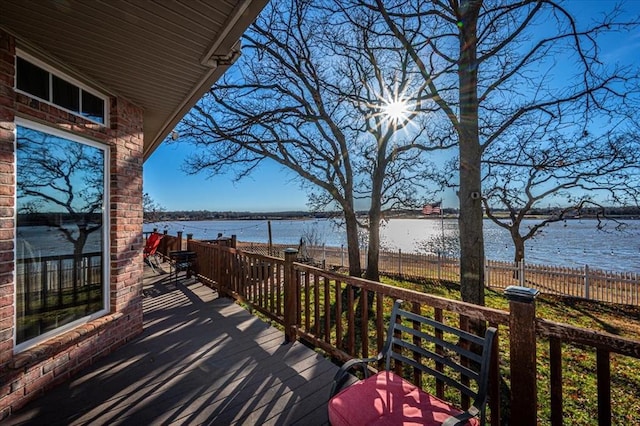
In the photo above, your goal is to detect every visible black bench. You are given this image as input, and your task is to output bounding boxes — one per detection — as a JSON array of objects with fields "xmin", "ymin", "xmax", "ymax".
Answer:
[
  {"xmin": 169, "ymin": 250, "xmax": 197, "ymax": 283},
  {"xmin": 328, "ymin": 299, "xmax": 497, "ymax": 426}
]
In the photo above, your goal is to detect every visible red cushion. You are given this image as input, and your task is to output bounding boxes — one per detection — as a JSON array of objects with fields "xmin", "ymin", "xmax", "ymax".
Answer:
[{"xmin": 328, "ymin": 371, "xmax": 479, "ymax": 426}]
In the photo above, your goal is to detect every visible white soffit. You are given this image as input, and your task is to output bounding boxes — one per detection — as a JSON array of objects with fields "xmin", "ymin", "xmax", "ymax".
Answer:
[{"xmin": 0, "ymin": 0, "xmax": 268, "ymax": 160}]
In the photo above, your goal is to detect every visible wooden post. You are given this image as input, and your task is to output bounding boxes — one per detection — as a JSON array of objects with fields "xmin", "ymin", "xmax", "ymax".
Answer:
[
  {"xmin": 177, "ymin": 230, "xmax": 183, "ymax": 251},
  {"xmin": 161, "ymin": 229, "xmax": 168, "ymax": 257},
  {"xmin": 231, "ymin": 234, "xmax": 237, "ymax": 248},
  {"xmin": 283, "ymin": 248, "xmax": 299, "ymax": 343},
  {"xmin": 505, "ymin": 285, "xmax": 540, "ymax": 426},
  {"xmin": 186, "ymin": 233, "xmax": 193, "ymax": 278}
]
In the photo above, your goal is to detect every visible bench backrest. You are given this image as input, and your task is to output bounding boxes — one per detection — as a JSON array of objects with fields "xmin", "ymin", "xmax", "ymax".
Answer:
[{"xmin": 383, "ymin": 300, "xmax": 497, "ymax": 415}]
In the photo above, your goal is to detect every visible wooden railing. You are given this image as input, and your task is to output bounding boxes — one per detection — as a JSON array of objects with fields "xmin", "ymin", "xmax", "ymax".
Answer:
[
  {"xmin": 237, "ymin": 241, "xmax": 640, "ymax": 306},
  {"xmin": 184, "ymin": 237, "xmax": 640, "ymax": 425},
  {"xmin": 16, "ymin": 251, "xmax": 103, "ymax": 315}
]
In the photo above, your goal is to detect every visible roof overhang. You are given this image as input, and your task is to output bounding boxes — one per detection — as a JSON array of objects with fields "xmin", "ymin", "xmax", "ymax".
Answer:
[{"xmin": 0, "ymin": 0, "xmax": 268, "ymax": 161}]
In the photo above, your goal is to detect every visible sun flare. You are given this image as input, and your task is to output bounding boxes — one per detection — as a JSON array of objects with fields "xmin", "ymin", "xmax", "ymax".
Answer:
[{"xmin": 382, "ymin": 98, "xmax": 410, "ymax": 124}]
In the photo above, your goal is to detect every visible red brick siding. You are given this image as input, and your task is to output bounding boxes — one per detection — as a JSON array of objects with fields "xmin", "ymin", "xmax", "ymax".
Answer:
[{"xmin": 0, "ymin": 28, "xmax": 144, "ymax": 419}]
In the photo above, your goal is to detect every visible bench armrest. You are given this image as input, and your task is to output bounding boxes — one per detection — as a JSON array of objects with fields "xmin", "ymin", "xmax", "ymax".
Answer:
[
  {"xmin": 442, "ymin": 405, "xmax": 481, "ymax": 426},
  {"xmin": 329, "ymin": 354, "xmax": 382, "ymax": 398}
]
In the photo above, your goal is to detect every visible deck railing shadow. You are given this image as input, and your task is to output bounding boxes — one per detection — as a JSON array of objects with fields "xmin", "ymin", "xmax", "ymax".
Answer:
[
  {"xmin": 184, "ymin": 235, "xmax": 640, "ymax": 426},
  {"xmin": 8, "ymin": 268, "xmax": 338, "ymax": 425}
]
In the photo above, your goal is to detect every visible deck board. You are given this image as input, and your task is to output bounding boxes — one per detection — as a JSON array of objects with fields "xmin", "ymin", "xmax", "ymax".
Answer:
[{"xmin": 6, "ymin": 266, "xmax": 338, "ymax": 425}]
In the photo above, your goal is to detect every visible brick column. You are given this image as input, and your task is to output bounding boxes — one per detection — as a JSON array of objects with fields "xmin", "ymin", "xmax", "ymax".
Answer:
[
  {"xmin": 0, "ymin": 29, "xmax": 16, "ymax": 371},
  {"xmin": 109, "ymin": 97, "xmax": 144, "ymax": 317}
]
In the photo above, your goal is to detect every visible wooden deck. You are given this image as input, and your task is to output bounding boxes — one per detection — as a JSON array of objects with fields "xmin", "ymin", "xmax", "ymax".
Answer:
[{"xmin": 7, "ymin": 264, "xmax": 339, "ymax": 425}]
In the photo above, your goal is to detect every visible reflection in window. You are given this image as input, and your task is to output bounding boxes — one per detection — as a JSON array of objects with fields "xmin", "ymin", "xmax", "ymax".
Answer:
[{"xmin": 16, "ymin": 123, "xmax": 107, "ymax": 348}]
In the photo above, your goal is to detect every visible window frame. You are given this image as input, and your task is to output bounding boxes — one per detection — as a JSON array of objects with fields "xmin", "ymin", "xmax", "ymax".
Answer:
[
  {"xmin": 15, "ymin": 50, "xmax": 109, "ymax": 126},
  {"xmin": 14, "ymin": 118, "xmax": 111, "ymax": 353}
]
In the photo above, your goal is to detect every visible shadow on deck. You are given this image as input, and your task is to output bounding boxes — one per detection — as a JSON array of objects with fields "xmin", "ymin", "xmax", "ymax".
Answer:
[{"xmin": 7, "ymin": 263, "xmax": 337, "ymax": 425}]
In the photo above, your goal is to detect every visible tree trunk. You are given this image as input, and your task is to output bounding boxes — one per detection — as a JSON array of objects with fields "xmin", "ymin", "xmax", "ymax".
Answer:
[
  {"xmin": 365, "ymin": 141, "xmax": 388, "ymax": 281},
  {"xmin": 457, "ymin": 0, "xmax": 485, "ymax": 306},
  {"xmin": 365, "ymin": 210, "xmax": 381, "ymax": 281},
  {"xmin": 344, "ymin": 210, "xmax": 362, "ymax": 277},
  {"xmin": 513, "ymin": 234, "xmax": 525, "ymax": 264}
]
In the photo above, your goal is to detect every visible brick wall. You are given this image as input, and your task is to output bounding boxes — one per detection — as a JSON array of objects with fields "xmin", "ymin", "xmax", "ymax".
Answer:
[{"xmin": 0, "ymin": 29, "xmax": 144, "ymax": 419}]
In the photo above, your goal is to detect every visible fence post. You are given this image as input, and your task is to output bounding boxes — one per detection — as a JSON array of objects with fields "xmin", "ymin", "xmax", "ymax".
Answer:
[
  {"xmin": 283, "ymin": 248, "xmax": 299, "ymax": 343},
  {"xmin": 341, "ymin": 244, "xmax": 344, "ymax": 267},
  {"xmin": 584, "ymin": 264, "xmax": 590, "ymax": 299},
  {"xmin": 398, "ymin": 249, "xmax": 402, "ymax": 277},
  {"xmin": 519, "ymin": 260, "xmax": 526, "ymax": 286},
  {"xmin": 505, "ymin": 286, "xmax": 540, "ymax": 426},
  {"xmin": 437, "ymin": 252, "xmax": 442, "ymax": 281}
]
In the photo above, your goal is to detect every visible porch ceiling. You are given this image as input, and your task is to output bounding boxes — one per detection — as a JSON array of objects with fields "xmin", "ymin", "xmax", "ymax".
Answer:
[{"xmin": 0, "ymin": 0, "xmax": 268, "ymax": 160}]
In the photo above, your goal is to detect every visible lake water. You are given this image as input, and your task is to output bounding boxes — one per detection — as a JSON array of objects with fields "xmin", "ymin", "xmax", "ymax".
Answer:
[{"xmin": 145, "ymin": 218, "xmax": 640, "ymax": 273}]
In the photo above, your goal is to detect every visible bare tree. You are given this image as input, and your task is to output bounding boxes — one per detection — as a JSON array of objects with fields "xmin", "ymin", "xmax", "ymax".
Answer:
[
  {"xmin": 483, "ymin": 127, "xmax": 640, "ymax": 264},
  {"xmin": 143, "ymin": 193, "xmax": 165, "ymax": 224},
  {"xmin": 177, "ymin": 0, "xmax": 448, "ymax": 280},
  {"xmin": 17, "ymin": 130, "xmax": 104, "ymax": 257},
  {"xmin": 352, "ymin": 0, "xmax": 640, "ymax": 305}
]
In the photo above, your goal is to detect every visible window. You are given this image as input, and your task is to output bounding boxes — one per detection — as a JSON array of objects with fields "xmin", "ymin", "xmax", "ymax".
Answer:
[
  {"xmin": 15, "ymin": 120, "xmax": 109, "ymax": 351},
  {"xmin": 15, "ymin": 53, "xmax": 108, "ymax": 125}
]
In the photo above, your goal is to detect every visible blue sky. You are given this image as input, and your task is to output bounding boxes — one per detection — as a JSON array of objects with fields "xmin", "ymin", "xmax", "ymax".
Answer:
[{"xmin": 143, "ymin": 0, "xmax": 640, "ymax": 213}]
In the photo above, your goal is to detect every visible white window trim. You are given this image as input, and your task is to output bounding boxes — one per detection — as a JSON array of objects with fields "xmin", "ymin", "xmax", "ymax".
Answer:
[
  {"xmin": 13, "ymin": 118, "xmax": 111, "ymax": 354},
  {"xmin": 15, "ymin": 49, "xmax": 110, "ymax": 127}
]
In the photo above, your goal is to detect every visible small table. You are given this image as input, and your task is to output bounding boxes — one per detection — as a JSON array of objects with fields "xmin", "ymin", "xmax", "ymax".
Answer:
[{"xmin": 169, "ymin": 250, "xmax": 197, "ymax": 283}]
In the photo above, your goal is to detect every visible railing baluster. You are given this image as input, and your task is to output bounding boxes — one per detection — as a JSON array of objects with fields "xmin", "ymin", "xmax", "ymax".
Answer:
[
  {"xmin": 336, "ymin": 279, "xmax": 343, "ymax": 351},
  {"xmin": 304, "ymin": 270, "xmax": 310, "ymax": 331},
  {"xmin": 597, "ymin": 348, "xmax": 611, "ymax": 426},
  {"xmin": 361, "ymin": 289, "xmax": 369, "ymax": 358},
  {"xmin": 324, "ymin": 277, "xmax": 330, "ymax": 343},
  {"xmin": 295, "ymin": 268, "xmax": 302, "ymax": 328},
  {"xmin": 550, "ymin": 337, "xmax": 563, "ymax": 426},
  {"xmin": 376, "ymin": 293, "xmax": 384, "ymax": 371},
  {"xmin": 434, "ymin": 307, "xmax": 445, "ymax": 398},
  {"xmin": 347, "ymin": 285, "xmax": 355, "ymax": 355},
  {"xmin": 276, "ymin": 263, "xmax": 282, "ymax": 316},
  {"xmin": 411, "ymin": 301, "xmax": 422, "ymax": 387},
  {"xmin": 314, "ymin": 275, "xmax": 321, "ymax": 337}
]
